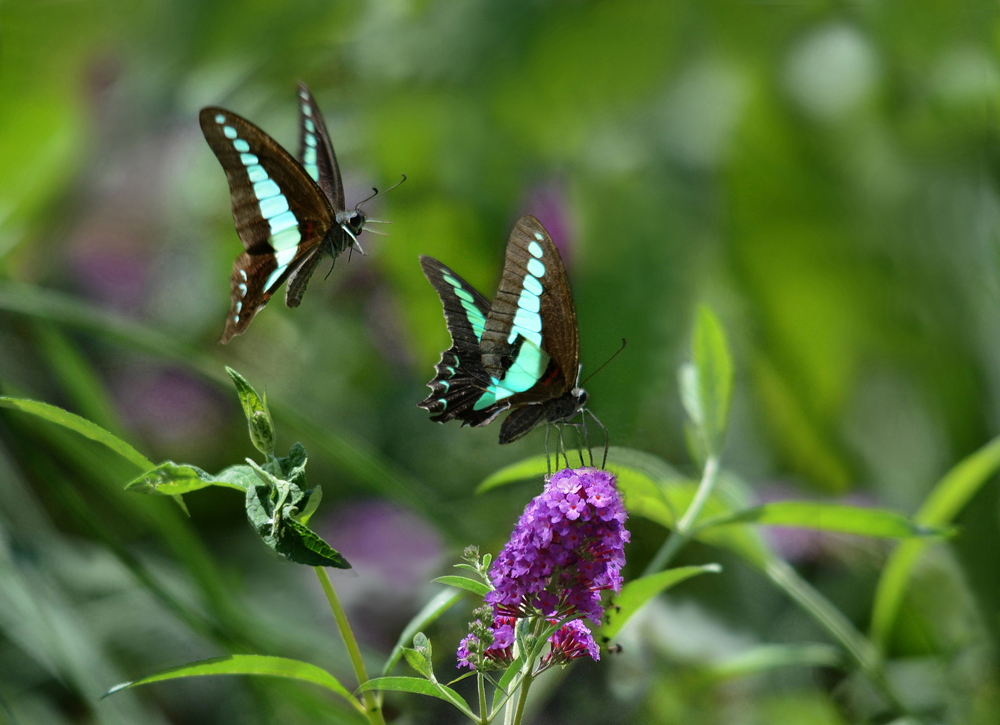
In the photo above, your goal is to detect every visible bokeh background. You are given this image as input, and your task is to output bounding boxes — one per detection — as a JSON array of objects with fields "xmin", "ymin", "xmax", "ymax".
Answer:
[{"xmin": 2, "ymin": 0, "xmax": 1000, "ymax": 723}]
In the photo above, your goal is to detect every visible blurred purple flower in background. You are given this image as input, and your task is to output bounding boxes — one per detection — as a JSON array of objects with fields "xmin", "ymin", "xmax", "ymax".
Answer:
[{"xmin": 521, "ymin": 181, "xmax": 574, "ymax": 266}]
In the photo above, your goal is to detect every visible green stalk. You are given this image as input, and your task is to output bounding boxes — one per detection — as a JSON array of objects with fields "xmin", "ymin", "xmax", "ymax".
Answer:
[
  {"xmin": 509, "ymin": 673, "xmax": 533, "ymax": 725},
  {"xmin": 477, "ymin": 673, "xmax": 487, "ymax": 725},
  {"xmin": 643, "ymin": 454, "xmax": 720, "ymax": 575},
  {"xmin": 315, "ymin": 567, "xmax": 386, "ymax": 725}
]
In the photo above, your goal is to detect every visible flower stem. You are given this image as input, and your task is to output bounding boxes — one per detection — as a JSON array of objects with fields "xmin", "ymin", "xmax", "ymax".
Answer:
[
  {"xmin": 643, "ymin": 454, "xmax": 720, "ymax": 575},
  {"xmin": 314, "ymin": 567, "xmax": 385, "ymax": 725},
  {"xmin": 477, "ymin": 673, "xmax": 487, "ymax": 725},
  {"xmin": 509, "ymin": 672, "xmax": 533, "ymax": 725}
]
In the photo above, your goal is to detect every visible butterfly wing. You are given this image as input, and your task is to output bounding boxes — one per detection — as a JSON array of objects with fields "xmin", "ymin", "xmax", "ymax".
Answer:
[
  {"xmin": 418, "ymin": 256, "xmax": 512, "ymax": 427},
  {"xmin": 200, "ymin": 107, "xmax": 336, "ymax": 342},
  {"xmin": 476, "ymin": 215, "xmax": 580, "ymax": 412},
  {"xmin": 295, "ymin": 82, "xmax": 345, "ymax": 210}
]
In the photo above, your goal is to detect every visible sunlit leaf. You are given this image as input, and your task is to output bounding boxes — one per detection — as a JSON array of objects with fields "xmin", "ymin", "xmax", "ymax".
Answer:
[
  {"xmin": 126, "ymin": 462, "xmax": 252, "ymax": 495},
  {"xmin": 697, "ymin": 502, "xmax": 947, "ymax": 539},
  {"xmin": 679, "ymin": 305, "xmax": 733, "ymax": 457},
  {"xmin": 600, "ymin": 564, "xmax": 721, "ymax": 641},
  {"xmin": 871, "ymin": 435, "xmax": 1000, "ymax": 648},
  {"xmin": 104, "ymin": 655, "xmax": 362, "ymax": 715},
  {"xmin": 491, "ymin": 655, "xmax": 525, "ymax": 713},
  {"xmin": 431, "ymin": 576, "xmax": 491, "ymax": 598}
]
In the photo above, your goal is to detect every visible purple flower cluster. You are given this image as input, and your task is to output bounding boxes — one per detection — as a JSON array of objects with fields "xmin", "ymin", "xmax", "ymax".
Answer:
[{"xmin": 458, "ymin": 467, "xmax": 628, "ymax": 669}]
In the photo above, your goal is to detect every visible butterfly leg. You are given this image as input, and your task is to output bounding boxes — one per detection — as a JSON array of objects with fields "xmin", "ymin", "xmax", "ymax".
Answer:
[
  {"xmin": 557, "ymin": 424, "xmax": 568, "ymax": 469},
  {"xmin": 585, "ymin": 409, "xmax": 610, "ymax": 469},
  {"xmin": 579, "ymin": 410, "xmax": 594, "ymax": 467},
  {"xmin": 544, "ymin": 423, "xmax": 553, "ymax": 475}
]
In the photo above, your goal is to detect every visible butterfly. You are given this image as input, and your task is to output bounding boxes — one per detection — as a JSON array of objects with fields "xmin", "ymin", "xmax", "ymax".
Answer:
[
  {"xmin": 418, "ymin": 215, "xmax": 609, "ymax": 467},
  {"xmin": 200, "ymin": 82, "xmax": 391, "ymax": 343}
]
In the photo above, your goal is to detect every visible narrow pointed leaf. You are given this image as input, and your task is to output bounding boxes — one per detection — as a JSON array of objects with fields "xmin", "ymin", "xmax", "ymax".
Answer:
[
  {"xmin": 871, "ymin": 435, "xmax": 1000, "ymax": 647},
  {"xmin": 358, "ymin": 677, "xmax": 475, "ymax": 719},
  {"xmin": 383, "ymin": 589, "xmax": 464, "ymax": 676},
  {"xmin": 431, "ymin": 576, "xmax": 491, "ymax": 598},
  {"xmin": 600, "ymin": 564, "xmax": 721, "ymax": 640},
  {"xmin": 697, "ymin": 502, "xmax": 947, "ymax": 539},
  {"xmin": 490, "ymin": 655, "xmax": 525, "ymax": 713},
  {"xmin": 0, "ymin": 397, "xmax": 152, "ymax": 470},
  {"xmin": 707, "ymin": 644, "xmax": 844, "ymax": 678},
  {"xmin": 104, "ymin": 655, "xmax": 361, "ymax": 713}
]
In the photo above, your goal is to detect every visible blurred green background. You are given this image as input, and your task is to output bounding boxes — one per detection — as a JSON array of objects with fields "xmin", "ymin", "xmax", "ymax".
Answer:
[{"xmin": 2, "ymin": 0, "xmax": 1000, "ymax": 722}]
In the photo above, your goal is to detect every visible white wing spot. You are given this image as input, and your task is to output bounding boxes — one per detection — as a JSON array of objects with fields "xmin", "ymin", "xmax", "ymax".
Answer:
[
  {"xmin": 533, "ymin": 232, "xmax": 544, "ymax": 241},
  {"xmin": 238, "ymin": 283, "xmax": 247, "ymax": 297}
]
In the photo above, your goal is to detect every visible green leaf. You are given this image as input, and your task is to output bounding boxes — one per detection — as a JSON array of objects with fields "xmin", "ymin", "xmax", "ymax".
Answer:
[
  {"xmin": 0, "ymin": 396, "xmax": 152, "ymax": 470},
  {"xmin": 383, "ymin": 589, "xmax": 465, "ymax": 677},
  {"xmin": 226, "ymin": 367, "xmax": 275, "ymax": 455},
  {"xmin": 680, "ymin": 305, "xmax": 733, "ymax": 457},
  {"xmin": 297, "ymin": 485, "xmax": 323, "ymax": 526},
  {"xmin": 600, "ymin": 564, "xmax": 721, "ymax": 641},
  {"xmin": 104, "ymin": 655, "xmax": 362, "ymax": 715},
  {"xmin": 126, "ymin": 462, "xmax": 253, "ymax": 495},
  {"xmin": 431, "ymin": 576, "xmax": 491, "ymax": 598},
  {"xmin": 490, "ymin": 655, "xmax": 525, "ymax": 713},
  {"xmin": 358, "ymin": 677, "xmax": 475, "ymax": 719},
  {"xmin": 871, "ymin": 435, "xmax": 1000, "ymax": 648},
  {"xmin": 477, "ymin": 454, "xmax": 549, "ymax": 493},
  {"xmin": 402, "ymin": 648, "xmax": 433, "ymax": 680},
  {"xmin": 707, "ymin": 644, "xmax": 844, "ymax": 679},
  {"xmin": 697, "ymin": 502, "xmax": 946, "ymax": 539}
]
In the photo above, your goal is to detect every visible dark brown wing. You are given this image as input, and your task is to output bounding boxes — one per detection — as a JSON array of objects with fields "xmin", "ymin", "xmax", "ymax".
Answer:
[
  {"xmin": 417, "ymin": 256, "xmax": 511, "ymax": 427},
  {"xmin": 296, "ymin": 82, "xmax": 345, "ymax": 210},
  {"xmin": 200, "ymin": 107, "xmax": 336, "ymax": 342},
  {"xmin": 480, "ymin": 215, "xmax": 580, "ymax": 402}
]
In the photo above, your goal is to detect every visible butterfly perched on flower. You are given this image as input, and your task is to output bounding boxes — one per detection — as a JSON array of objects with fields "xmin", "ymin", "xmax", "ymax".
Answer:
[
  {"xmin": 419, "ymin": 215, "xmax": 609, "ymax": 463},
  {"xmin": 200, "ymin": 82, "xmax": 394, "ymax": 343}
]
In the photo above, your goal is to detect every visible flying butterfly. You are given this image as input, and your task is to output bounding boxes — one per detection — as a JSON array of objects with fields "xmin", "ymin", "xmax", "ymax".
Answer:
[
  {"xmin": 200, "ymin": 82, "xmax": 399, "ymax": 343},
  {"xmin": 419, "ymin": 215, "xmax": 617, "ymax": 468}
]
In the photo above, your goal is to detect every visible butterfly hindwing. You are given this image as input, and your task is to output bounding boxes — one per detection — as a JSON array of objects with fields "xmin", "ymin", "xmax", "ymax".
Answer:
[{"xmin": 418, "ymin": 256, "xmax": 511, "ymax": 427}]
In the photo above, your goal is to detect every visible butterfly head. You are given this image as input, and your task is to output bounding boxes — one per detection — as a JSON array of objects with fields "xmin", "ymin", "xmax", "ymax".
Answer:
[
  {"xmin": 571, "ymin": 386, "xmax": 588, "ymax": 410},
  {"xmin": 336, "ymin": 209, "xmax": 367, "ymax": 244}
]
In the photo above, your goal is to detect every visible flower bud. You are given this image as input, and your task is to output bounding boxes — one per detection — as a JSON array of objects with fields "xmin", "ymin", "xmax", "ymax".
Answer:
[{"xmin": 249, "ymin": 409, "xmax": 275, "ymax": 455}]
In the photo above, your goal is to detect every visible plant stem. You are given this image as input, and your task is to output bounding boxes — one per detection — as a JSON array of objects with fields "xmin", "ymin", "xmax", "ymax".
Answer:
[
  {"xmin": 509, "ymin": 672, "xmax": 533, "ymax": 725},
  {"xmin": 478, "ymin": 673, "xmax": 487, "ymax": 725},
  {"xmin": 643, "ymin": 454, "xmax": 720, "ymax": 575},
  {"xmin": 315, "ymin": 567, "xmax": 385, "ymax": 725},
  {"xmin": 764, "ymin": 559, "xmax": 906, "ymax": 716}
]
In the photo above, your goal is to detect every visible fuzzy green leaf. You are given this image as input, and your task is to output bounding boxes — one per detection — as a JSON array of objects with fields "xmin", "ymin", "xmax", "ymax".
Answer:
[{"xmin": 600, "ymin": 564, "xmax": 721, "ymax": 641}]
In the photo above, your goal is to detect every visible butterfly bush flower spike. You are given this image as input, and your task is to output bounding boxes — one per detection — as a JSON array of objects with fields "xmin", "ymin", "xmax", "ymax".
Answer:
[{"xmin": 460, "ymin": 467, "xmax": 628, "ymax": 670}]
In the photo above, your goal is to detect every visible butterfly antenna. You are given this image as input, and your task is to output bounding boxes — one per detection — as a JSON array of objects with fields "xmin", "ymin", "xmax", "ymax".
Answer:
[
  {"xmin": 355, "ymin": 174, "xmax": 407, "ymax": 212},
  {"xmin": 581, "ymin": 338, "xmax": 627, "ymax": 386}
]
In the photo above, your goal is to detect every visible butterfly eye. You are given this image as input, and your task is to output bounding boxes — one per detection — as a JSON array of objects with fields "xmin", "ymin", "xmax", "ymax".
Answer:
[{"xmin": 348, "ymin": 211, "xmax": 366, "ymax": 234}]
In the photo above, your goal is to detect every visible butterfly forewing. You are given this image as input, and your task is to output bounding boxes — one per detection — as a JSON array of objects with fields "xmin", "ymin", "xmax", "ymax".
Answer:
[
  {"xmin": 296, "ymin": 82, "xmax": 345, "ymax": 210},
  {"xmin": 480, "ymin": 215, "xmax": 580, "ymax": 400},
  {"xmin": 200, "ymin": 107, "xmax": 337, "ymax": 342},
  {"xmin": 418, "ymin": 256, "xmax": 511, "ymax": 427}
]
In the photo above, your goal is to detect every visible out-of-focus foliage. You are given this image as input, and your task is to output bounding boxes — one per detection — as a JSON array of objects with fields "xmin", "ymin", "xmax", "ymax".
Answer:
[{"xmin": 1, "ymin": 0, "xmax": 1000, "ymax": 723}]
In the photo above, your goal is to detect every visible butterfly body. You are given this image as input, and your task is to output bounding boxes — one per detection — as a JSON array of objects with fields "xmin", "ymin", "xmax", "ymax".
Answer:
[
  {"xmin": 419, "ymin": 216, "xmax": 595, "ymax": 449},
  {"xmin": 201, "ymin": 83, "xmax": 367, "ymax": 343}
]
